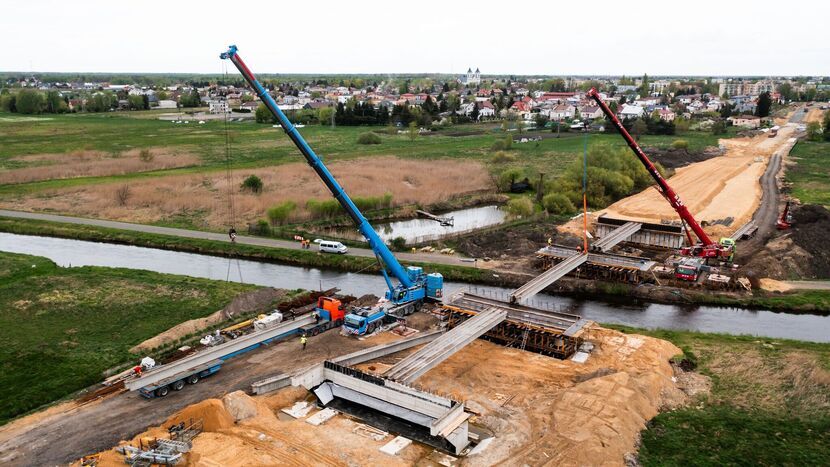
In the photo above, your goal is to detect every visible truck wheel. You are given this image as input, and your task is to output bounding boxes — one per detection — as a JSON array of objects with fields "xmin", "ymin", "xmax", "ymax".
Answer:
[
  {"xmin": 155, "ymin": 386, "xmax": 170, "ymax": 397},
  {"xmin": 414, "ymin": 300, "xmax": 423, "ymax": 312},
  {"xmin": 172, "ymin": 380, "xmax": 185, "ymax": 391},
  {"xmin": 187, "ymin": 374, "xmax": 200, "ymax": 385},
  {"xmin": 311, "ymin": 327, "xmax": 320, "ymax": 336},
  {"xmin": 367, "ymin": 323, "xmax": 376, "ymax": 333}
]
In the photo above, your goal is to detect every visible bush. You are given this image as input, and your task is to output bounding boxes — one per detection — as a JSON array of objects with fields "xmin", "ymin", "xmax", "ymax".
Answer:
[
  {"xmin": 806, "ymin": 122, "xmax": 823, "ymax": 142},
  {"xmin": 240, "ymin": 175, "xmax": 263, "ymax": 194},
  {"xmin": 671, "ymin": 139, "xmax": 689, "ymax": 151},
  {"xmin": 115, "ymin": 185, "xmax": 131, "ymax": 206},
  {"xmin": 266, "ymin": 201, "xmax": 297, "ymax": 226},
  {"xmin": 490, "ymin": 151, "xmax": 516, "ymax": 164},
  {"xmin": 356, "ymin": 132, "xmax": 382, "ymax": 145},
  {"xmin": 306, "ymin": 199, "xmax": 342, "ymax": 218},
  {"xmin": 390, "ymin": 236, "xmax": 407, "ymax": 251},
  {"xmin": 491, "ymin": 134, "xmax": 514, "ymax": 151},
  {"xmin": 543, "ymin": 193, "xmax": 577, "ymax": 215},
  {"xmin": 138, "ymin": 149, "xmax": 154, "ymax": 162},
  {"xmin": 352, "ymin": 192, "xmax": 393, "ymax": 211},
  {"xmin": 497, "ymin": 168, "xmax": 526, "ymax": 192},
  {"xmin": 505, "ymin": 197, "xmax": 533, "ymax": 217},
  {"xmin": 250, "ymin": 219, "xmax": 271, "ymax": 235}
]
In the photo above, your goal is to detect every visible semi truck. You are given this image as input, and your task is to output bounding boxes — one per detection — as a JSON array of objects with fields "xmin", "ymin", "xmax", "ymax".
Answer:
[{"xmin": 131, "ymin": 298, "xmax": 345, "ymax": 398}]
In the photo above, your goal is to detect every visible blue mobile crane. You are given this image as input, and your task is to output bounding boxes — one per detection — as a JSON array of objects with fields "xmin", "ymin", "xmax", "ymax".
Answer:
[{"xmin": 220, "ymin": 46, "xmax": 443, "ymax": 333}]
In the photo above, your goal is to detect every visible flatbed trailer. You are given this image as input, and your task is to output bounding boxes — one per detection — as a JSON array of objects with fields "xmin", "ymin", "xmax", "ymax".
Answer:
[{"xmin": 128, "ymin": 313, "xmax": 337, "ymax": 398}]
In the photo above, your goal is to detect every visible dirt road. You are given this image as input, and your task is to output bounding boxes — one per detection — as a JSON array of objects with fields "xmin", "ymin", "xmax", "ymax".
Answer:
[
  {"xmin": 0, "ymin": 209, "xmax": 469, "ymax": 266},
  {"xmin": 600, "ymin": 125, "xmax": 798, "ymax": 239},
  {"xmin": 0, "ymin": 314, "xmax": 439, "ymax": 466}
]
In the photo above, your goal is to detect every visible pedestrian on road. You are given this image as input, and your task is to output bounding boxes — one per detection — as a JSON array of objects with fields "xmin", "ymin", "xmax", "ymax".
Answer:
[
  {"xmin": 228, "ymin": 227, "xmax": 237, "ymax": 243},
  {"xmin": 300, "ymin": 334, "xmax": 308, "ymax": 350}
]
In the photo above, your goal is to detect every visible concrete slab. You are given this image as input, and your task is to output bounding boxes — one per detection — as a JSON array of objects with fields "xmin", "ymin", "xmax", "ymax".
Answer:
[
  {"xmin": 281, "ymin": 401, "xmax": 313, "ymax": 419},
  {"xmin": 380, "ymin": 436, "xmax": 412, "ymax": 456},
  {"xmin": 306, "ymin": 408, "xmax": 337, "ymax": 426},
  {"xmin": 571, "ymin": 351, "xmax": 590, "ymax": 363}
]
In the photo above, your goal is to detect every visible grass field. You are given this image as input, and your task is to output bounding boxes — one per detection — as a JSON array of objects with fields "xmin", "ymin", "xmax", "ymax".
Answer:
[
  {"xmin": 0, "ymin": 251, "xmax": 256, "ymax": 424},
  {"xmin": 787, "ymin": 140, "xmax": 830, "ymax": 207},
  {"xmin": 0, "ymin": 111, "xmax": 727, "ymax": 191},
  {"xmin": 609, "ymin": 326, "xmax": 830, "ymax": 466}
]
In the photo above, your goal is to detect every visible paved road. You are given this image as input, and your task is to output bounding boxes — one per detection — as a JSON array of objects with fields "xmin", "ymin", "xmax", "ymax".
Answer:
[{"xmin": 0, "ymin": 209, "xmax": 473, "ymax": 267}]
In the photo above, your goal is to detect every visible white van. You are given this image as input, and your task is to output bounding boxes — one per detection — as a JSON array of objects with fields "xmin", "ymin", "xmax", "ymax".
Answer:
[{"xmin": 316, "ymin": 240, "xmax": 348, "ymax": 254}]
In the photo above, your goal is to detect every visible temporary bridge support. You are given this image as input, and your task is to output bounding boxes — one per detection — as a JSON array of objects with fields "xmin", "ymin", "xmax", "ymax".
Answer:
[{"xmin": 384, "ymin": 307, "xmax": 508, "ymax": 384}]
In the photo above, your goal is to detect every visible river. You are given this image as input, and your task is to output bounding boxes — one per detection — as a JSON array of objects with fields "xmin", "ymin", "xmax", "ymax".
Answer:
[{"xmin": 1, "ymin": 232, "xmax": 828, "ymax": 343}]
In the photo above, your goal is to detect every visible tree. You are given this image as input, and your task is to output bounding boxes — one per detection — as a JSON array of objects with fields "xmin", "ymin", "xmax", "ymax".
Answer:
[
  {"xmin": 711, "ymin": 119, "xmax": 727, "ymax": 135},
  {"xmin": 806, "ymin": 122, "xmax": 823, "ymax": 141},
  {"xmin": 638, "ymin": 73, "xmax": 650, "ymax": 96},
  {"xmin": 255, "ymin": 103, "xmax": 276, "ymax": 123},
  {"xmin": 266, "ymin": 201, "xmax": 297, "ymax": 226},
  {"xmin": 632, "ymin": 118, "xmax": 648, "ymax": 139},
  {"xmin": 777, "ymin": 82, "xmax": 795, "ymax": 102},
  {"xmin": 45, "ymin": 91, "xmax": 67, "ymax": 113},
  {"xmin": 543, "ymin": 193, "xmax": 577, "ymax": 215},
  {"xmin": 0, "ymin": 92, "xmax": 16, "ymax": 112},
  {"xmin": 824, "ymin": 112, "xmax": 830, "ymax": 142},
  {"xmin": 407, "ymin": 121, "xmax": 418, "ymax": 141},
  {"xmin": 15, "ymin": 89, "xmax": 44, "ymax": 114},
  {"xmin": 240, "ymin": 175, "xmax": 263, "ymax": 194},
  {"xmin": 756, "ymin": 92, "xmax": 772, "ymax": 117},
  {"xmin": 470, "ymin": 102, "xmax": 480, "ymax": 121},
  {"xmin": 128, "ymin": 95, "xmax": 145, "ymax": 110},
  {"xmin": 534, "ymin": 112, "xmax": 549, "ymax": 130}
]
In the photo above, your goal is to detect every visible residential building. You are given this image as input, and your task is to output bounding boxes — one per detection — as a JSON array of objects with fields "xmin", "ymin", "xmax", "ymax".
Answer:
[
  {"xmin": 728, "ymin": 115, "xmax": 761, "ymax": 128},
  {"xmin": 209, "ymin": 99, "xmax": 229, "ymax": 114},
  {"xmin": 619, "ymin": 104, "xmax": 645, "ymax": 119}
]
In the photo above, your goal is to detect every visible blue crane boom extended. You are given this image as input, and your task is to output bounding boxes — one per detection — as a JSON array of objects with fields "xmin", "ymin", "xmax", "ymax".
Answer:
[{"xmin": 220, "ymin": 45, "xmax": 442, "ymax": 307}]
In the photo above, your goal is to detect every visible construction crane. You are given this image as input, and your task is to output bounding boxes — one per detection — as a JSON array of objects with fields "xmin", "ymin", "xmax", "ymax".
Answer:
[
  {"xmin": 220, "ymin": 45, "xmax": 442, "ymax": 310},
  {"xmin": 586, "ymin": 88, "xmax": 733, "ymax": 261}
]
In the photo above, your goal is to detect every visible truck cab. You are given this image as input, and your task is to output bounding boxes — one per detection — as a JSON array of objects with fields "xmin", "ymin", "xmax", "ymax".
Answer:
[
  {"xmin": 675, "ymin": 257, "xmax": 705, "ymax": 281},
  {"xmin": 343, "ymin": 306, "xmax": 386, "ymax": 335},
  {"xmin": 718, "ymin": 237, "xmax": 735, "ymax": 262}
]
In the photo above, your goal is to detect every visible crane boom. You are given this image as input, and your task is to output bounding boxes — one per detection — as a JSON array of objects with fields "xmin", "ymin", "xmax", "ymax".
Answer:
[
  {"xmin": 586, "ymin": 88, "xmax": 715, "ymax": 248},
  {"xmin": 220, "ymin": 45, "xmax": 413, "ymax": 289}
]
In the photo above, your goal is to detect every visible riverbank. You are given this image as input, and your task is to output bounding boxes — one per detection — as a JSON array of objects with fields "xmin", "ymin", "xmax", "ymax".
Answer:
[
  {"xmin": 0, "ymin": 251, "xmax": 257, "ymax": 425},
  {"xmin": 2, "ymin": 214, "xmax": 829, "ymax": 313},
  {"xmin": 609, "ymin": 325, "xmax": 830, "ymax": 466}
]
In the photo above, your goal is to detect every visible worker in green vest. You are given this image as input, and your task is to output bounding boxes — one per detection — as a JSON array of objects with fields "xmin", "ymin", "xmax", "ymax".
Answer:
[{"xmin": 300, "ymin": 334, "xmax": 308, "ymax": 351}]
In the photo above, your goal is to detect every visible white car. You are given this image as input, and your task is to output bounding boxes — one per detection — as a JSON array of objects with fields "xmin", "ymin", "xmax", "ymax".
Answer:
[{"xmin": 316, "ymin": 240, "xmax": 348, "ymax": 254}]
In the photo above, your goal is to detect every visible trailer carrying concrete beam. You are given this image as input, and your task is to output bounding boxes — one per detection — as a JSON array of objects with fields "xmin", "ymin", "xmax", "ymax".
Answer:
[
  {"xmin": 384, "ymin": 307, "xmax": 507, "ymax": 384},
  {"xmin": 126, "ymin": 315, "xmax": 314, "ymax": 391},
  {"xmin": 510, "ymin": 253, "xmax": 588, "ymax": 303}
]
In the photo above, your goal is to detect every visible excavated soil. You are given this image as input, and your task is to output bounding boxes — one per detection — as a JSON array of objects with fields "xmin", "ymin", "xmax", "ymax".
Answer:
[
  {"xmin": 744, "ymin": 204, "xmax": 830, "ymax": 280},
  {"xmin": 587, "ymin": 126, "xmax": 797, "ymax": 239},
  {"xmin": 645, "ymin": 146, "xmax": 723, "ymax": 169},
  {"xmin": 85, "ymin": 325, "xmax": 691, "ymax": 466}
]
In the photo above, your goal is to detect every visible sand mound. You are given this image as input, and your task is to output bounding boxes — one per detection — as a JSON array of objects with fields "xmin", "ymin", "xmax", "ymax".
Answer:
[
  {"xmin": 166, "ymin": 399, "xmax": 234, "ymax": 432},
  {"xmin": 222, "ymin": 391, "xmax": 258, "ymax": 422}
]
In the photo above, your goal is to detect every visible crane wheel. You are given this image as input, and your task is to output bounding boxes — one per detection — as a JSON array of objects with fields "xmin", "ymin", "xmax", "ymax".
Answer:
[
  {"xmin": 311, "ymin": 327, "xmax": 320, "ymax": 336},
  {"xmin": 172, "ymin": 380, "xmax": 185, "ymax": 391},
  {"xmin": 187, "ymin": 374, "xmax": 200, "ymax": 385},
  {"xmin": 414, "ymin": 300, "xmax": 423, "ymax": 312},
  {"xmin": 155, "ymin": 386, "xmax": 169, "ymax": 397}
]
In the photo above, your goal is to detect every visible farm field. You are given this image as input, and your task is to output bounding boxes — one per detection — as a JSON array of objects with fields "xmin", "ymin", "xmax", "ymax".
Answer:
[
  {"xmin": 787, "ymin": 140, "xmax": 830, "ymax": 208},
  {"xmin": 0, "ymin": 251, "xmax": 256, "ymax": 424},
  {"xmin": 0, "ymin": 110, "xmax": 732, "ymax": 231}
]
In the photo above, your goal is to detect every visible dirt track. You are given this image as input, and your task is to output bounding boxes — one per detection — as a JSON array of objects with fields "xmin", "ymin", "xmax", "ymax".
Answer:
[
  {"xmin": 599, "ymin": 125, "xmax": 797, "ymax": 239},
  {"xmin": 0, "ymin": 313, "xmax": 440, "ymax": 466}
]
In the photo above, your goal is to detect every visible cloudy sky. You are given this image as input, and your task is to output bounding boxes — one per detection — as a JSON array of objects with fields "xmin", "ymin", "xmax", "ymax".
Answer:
[{"xmin": 2, "ymin": 0, "xmax": 827, "ymax": 76}]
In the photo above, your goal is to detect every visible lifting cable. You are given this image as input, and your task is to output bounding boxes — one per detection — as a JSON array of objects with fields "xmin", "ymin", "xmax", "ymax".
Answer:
[{"xmin": 221, "ymin": 60, "xmax": 243, "ymax": 283}]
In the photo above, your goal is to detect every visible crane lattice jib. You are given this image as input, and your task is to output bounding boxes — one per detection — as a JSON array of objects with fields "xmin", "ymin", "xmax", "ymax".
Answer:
[
  {"xmin": 220, "ymin": 45, "xmax": 413, "ymax": 288},
  {"xmin": 586, "ymin": 88, "xmax": 714, "ymax": 247}
]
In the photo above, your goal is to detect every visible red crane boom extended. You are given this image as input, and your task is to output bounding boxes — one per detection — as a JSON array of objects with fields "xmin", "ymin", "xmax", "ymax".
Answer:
[{"xmin": 585, "ymin": 88, "xmax": 731, "ymax": 259}]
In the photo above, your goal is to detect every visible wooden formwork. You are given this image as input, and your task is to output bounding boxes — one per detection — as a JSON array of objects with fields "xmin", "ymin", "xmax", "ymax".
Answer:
[{"xmin": 441, "ymin": 305, "xmax": 582, "ymax": 360}]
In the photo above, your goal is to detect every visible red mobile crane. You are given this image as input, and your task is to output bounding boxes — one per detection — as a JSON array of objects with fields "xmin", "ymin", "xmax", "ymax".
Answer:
[{"xmin": 586, "ymin": 88, "xmax": 733, "ymax": 261}]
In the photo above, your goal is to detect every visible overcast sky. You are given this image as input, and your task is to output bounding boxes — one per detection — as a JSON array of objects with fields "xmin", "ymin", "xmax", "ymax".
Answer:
[{"xmin": 2, "ymin": 0, "xmax": 827, "ymax": 76}]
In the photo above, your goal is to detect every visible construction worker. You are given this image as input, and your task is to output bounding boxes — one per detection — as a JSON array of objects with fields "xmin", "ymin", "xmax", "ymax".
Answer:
[
  {"xmin": 300, "ymin": 334, "xmax": 308, "ymax": 351},
  {"xmin": 547, "ymin": 237, "xmax": 552, "ymax": 247}
]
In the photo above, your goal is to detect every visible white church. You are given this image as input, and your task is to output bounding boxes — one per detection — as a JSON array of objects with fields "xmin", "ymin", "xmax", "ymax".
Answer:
[{"xmin": 458, "ymin": 67, "xmax": 481, "ymax": 86}]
